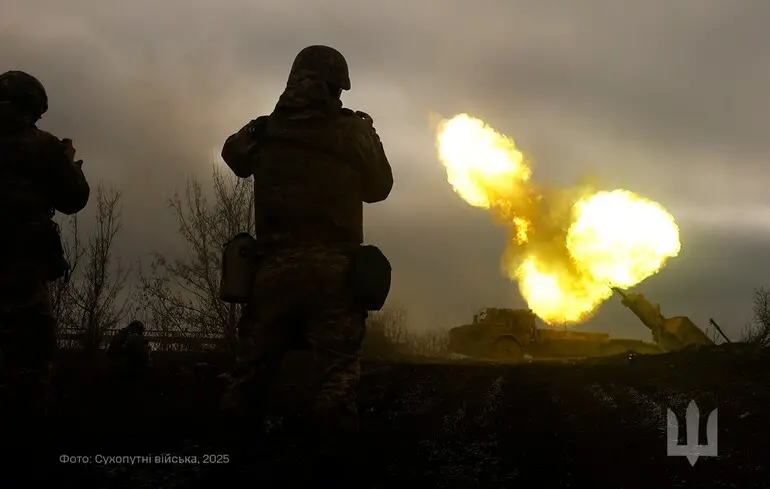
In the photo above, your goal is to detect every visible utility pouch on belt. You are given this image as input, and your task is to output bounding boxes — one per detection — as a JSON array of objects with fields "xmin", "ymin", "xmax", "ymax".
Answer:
[
  {"xmin": 25, "ymin": 220, "xmax": 70, "ymax": 282},
  {"xmin": 219, "ymin": 232, "xmax": 259, "ymax": 304},
  {"xmin": 349, "ymin": 245, "xmax": 392, "ymax": 311}
]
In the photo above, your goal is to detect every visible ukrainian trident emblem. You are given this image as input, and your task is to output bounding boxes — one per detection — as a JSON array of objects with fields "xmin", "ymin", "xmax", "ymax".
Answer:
[{"xmin": 666, "ymin": 400, "xmax": 718, "ymax": 466}]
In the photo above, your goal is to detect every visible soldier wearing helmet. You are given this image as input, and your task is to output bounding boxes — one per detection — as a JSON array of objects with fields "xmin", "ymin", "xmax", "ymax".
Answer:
[
  {"xmin": 107, "ymin": 320, "xmax": 152, "ymax": 369},
  {"xmin": 106, "ymin": 320, "xmax": 152, "ymax": 410},
  {"xmin": 0, "ymin": 71, "xmax": 90, "ymax": 420},
  {"xmin": 221, "ymin": 45, "xmax": 393, "ymax": 482}
]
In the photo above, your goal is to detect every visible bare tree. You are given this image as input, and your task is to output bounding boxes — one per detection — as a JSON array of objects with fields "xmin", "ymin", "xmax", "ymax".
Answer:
[
  {"xmin": 66, "ymin": 185, "xmax": 132, "ymax": 351},
  {"xmin": 49, "ymin": 215, "xmax": 85, "ymax": 336},
  {"xmin": 137, "ymin": 164, "xmax": 254, "ymax": 353},
  {"xmin": 367, "ymin": 307, "xmax": 408, "ymax": 342},
  {"xmin": 404, "ymin": 330, "xmax": 449, "ymax": 358},
  {"xmin": 361, "ymin": 306, "xmax": 449, "ymax": 359},
  {"xmin": 741, "ymin": 287, "xmax": 770, "ymax": 346},
  {"xmin": 362, "ymin": 306, "xmax": 409, "ymax": 359}
]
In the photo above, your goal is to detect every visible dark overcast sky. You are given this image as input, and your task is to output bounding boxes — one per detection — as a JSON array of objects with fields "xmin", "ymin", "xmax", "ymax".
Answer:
[{"xmin": 4, "ymin": 0, "xmax": 770, "ymax": 340}]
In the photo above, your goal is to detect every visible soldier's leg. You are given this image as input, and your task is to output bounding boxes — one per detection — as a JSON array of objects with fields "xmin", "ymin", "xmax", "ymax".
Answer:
[
  {"xmin": 0, "ymin": 304, "xmax": 56, "ymax": 418},
  {"xmin": 225, "ymin": 302, "xmax": 296, "ymax": 428},
  {"xmin": 303, "ymin": 303, "xmax": 367, "ymax": 456}
]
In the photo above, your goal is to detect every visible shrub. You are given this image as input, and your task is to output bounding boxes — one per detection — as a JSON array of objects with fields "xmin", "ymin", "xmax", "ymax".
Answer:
[
  {"xmin": 361, "ymin": 307, "xmax": 448, "ymax": 360},
  {"xmin": 741, "ymin": 287, "xmax": 770, "ymax": 347}
]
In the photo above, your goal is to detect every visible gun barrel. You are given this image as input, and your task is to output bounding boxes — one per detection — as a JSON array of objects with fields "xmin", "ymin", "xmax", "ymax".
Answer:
[{"xmin": 610, "ymin": 286, "xmax": 627, "ymax": 300}]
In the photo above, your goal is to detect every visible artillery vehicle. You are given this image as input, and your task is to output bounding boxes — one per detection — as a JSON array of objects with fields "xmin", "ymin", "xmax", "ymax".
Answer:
[
  {"xmin": 448, "ymin": 289, "xmax": 713, "ymax": 362},
  {"xmin": 609, "ymin": 287, "xmax": 713, "ymax": 351}
]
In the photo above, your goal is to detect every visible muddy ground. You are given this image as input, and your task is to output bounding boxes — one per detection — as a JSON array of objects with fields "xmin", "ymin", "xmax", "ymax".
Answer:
[{"xmin": 14, "ymin": 345, "xmax": 770, "ymax": 488}]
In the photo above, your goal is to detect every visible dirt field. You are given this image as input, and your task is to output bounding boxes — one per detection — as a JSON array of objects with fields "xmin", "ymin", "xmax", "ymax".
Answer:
[{"xmin": 23, "ymin": 345, "xmax": 770, "ymax": 488}]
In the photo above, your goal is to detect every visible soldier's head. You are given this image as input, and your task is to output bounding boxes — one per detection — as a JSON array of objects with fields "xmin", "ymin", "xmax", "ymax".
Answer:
[
  {"xmin": 289, "ymin": 45, "xmax": 350, "ymax": 100},
  {"xmin": 0, "ymin": 71, "xmax": 49, "ymax": 124},
  {"xmin": 127, "ymin": 320, "xmax": 145, "ymax": 335}
]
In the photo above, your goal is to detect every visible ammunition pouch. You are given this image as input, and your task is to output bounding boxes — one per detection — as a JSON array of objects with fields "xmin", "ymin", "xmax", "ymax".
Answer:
[
  {"xmin": 219, "ymin": 233, "xmax": 260, "ymax": 304},
  {"xmin": 349, "ymin": 245, "xmax": 391, "ymax": 311}
]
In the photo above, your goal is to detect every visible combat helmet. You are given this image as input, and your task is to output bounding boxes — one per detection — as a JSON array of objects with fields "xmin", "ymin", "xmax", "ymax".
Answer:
[
  {"xmin": 0, "ymin": 70, "xmax": 48, "ymax": 118},
  {"xmin": 127, "ymin": 320, "xmax": 145, "ymax": 334},
  {"xmin": 289, "ymin": 45, "xmax": 351, "ymax": 90}
]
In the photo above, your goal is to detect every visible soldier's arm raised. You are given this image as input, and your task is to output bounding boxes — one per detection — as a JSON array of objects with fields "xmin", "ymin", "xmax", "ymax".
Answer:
[
  {"xmin": 45, "ymin": 136, "xmax": 90, "ymax": 215},
  {"xmin": 350, "ymin": 115, "xmax": 393, "ymax": 203},
  {"xmin": 221, "ymin": 116, "xmax": 269, "ymax": 178}
]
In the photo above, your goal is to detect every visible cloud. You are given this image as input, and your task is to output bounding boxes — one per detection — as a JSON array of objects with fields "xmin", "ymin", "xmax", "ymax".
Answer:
[{"xmin": 4, "ymin": 0, "xmax": 770, "ymax": 340}]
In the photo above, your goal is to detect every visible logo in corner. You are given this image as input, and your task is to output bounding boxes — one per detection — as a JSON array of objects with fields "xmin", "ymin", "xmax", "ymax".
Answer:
[{"xmin": 666, "ymin": 400, "xmax": 718, "ymax": 466}]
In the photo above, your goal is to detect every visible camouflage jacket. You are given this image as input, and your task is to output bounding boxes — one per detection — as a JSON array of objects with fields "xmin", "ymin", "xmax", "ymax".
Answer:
[
  {"xmin": 0, "ymin": 125, "xmax": 90, "ymax": 303},
  {"xmin": 221, "ymin": 76, "xmax": 393, "ymax": 250},
  {"xmin": 0, "ymin": 126, "xmax": 90, "ymax": 221}
]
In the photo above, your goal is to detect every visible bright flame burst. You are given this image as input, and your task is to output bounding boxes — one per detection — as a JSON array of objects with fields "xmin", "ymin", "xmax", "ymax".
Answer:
[{"xmin": 436, "ymin": 114, "xmax": 681, "ymax": 324}]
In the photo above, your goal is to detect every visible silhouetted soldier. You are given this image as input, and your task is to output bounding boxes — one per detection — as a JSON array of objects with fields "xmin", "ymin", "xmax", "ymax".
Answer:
[
  {"xmin": 0, "ymin": 71, "xmax": 90, "ymax": 421},
  {"xmin": 107, "ymin": 320, "xmax": 152, "ymax": 375},
  {"xmin": 105, "ymin": 321, "xmax": 151, "ymax": 419},
  {"xmin": 221, "ymin": 45, "xmax": 393, "ymax": 483}
]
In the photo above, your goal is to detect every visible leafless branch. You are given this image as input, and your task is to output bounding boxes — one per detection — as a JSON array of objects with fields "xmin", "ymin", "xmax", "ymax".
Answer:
[
  {"xmin": 61, "ymin": 184, "xmax": 132, "ymax": 350},
  {"xmin": 741, "ymin": 287, "xmax": 770, "ymax": 346},
  {"xmin": 136, "ymin": 164, "xmax": 254, "ymax": 352}
]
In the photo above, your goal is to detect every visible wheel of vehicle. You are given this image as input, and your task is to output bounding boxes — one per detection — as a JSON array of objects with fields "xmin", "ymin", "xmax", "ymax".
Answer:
[{"xmin": 491, "ymin": 337, "xmax": 523, "ymax": 362}]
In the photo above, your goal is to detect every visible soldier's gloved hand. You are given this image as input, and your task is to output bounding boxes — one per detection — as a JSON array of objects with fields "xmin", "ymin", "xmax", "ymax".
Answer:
[
  {"xmin": 354, "ymin": 110, "xmax": 373, "ymax": 125},
  {"xmin": 245, "ymin": 116, "xmax": 269, "ymax": 138},
  {"xmin": 61, "ymin": 138, "xmax": 75, "ymax": 158},
  {"xmin": 61, "ymin": 138, "xmax": 83, "ymax": 167},
  {"xmin": 355, "ymin": 110, "xmax": 381, "ymax": 142}
]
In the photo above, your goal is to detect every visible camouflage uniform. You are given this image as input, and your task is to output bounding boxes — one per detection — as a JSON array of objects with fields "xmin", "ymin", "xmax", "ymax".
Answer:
[
  {"xmin": 0, "ymin": 71, "xmax": 90, "ymax": 418},
  {"xmin": 221, "ymin": 46, "xmax": 393, "ymax": 469}
]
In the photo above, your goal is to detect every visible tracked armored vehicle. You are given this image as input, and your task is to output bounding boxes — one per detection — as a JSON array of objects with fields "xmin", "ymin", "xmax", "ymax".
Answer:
[{"xmin": 448, "ymin": 290, "xmax": 713, "ymax": 362}]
